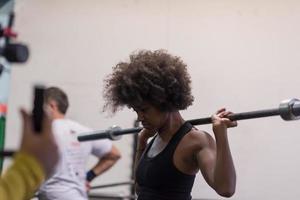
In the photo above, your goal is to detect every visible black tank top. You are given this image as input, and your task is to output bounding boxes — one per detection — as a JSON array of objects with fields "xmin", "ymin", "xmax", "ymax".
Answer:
[{"xmin": 136, "ymin": 122, "xmax": 196, "ymax": 200}]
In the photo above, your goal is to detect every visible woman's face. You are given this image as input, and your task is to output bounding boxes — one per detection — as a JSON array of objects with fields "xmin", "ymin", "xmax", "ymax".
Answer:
[{"xmin": 131, "ymin": 102, "xmax": 169, "ymax": 131}]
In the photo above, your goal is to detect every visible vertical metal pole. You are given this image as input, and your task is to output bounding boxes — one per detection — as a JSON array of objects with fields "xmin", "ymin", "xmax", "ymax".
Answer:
[
  {"xmin": 130, "ymin": 120, "xmax": 139, "ymax": 197},
  {"xmin": 0, "ymin": 104, "xmax": 7, "ymax": 172}
]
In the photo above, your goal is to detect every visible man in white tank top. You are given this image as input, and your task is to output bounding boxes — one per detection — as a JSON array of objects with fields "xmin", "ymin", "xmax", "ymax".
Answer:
[{"xmin": 38, "ymin": 87, "xmax": 121, "ymax": 200}]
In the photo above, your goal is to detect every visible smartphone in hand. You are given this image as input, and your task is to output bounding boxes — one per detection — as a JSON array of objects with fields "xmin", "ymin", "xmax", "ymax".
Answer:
[{"xmin": 32, "ymin": 85, "xmax": 45, "ymax": 133}]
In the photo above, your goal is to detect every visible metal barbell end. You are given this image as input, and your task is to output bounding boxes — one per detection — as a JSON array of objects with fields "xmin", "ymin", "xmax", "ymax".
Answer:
[
  {"xmin": 279, "ymin": 98, "xmax": 300, "ymax": 121},
  {"xmin": 107, "ymin": 125, "xmax": 122, "ymax": 140}
]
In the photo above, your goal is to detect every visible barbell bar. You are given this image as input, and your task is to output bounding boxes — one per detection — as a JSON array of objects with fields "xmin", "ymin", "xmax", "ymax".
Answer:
[{"xmin": 78, "ymin": 98, "xmax": 300, "ymax": 142}]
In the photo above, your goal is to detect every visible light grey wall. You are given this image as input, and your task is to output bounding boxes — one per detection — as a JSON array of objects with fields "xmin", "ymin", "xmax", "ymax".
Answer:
[{"xmin": 3, "ymin": 0, "xmax": 300, "ymax": 199}]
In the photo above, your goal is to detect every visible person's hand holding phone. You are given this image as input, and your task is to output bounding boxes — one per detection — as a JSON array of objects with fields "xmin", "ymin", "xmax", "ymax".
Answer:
[{"xmin": 19, "ymin": 85, "xmax": 59, "ymax": 177}]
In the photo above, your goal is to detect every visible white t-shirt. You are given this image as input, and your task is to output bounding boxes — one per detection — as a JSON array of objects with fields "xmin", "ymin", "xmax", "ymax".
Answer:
[{"xmin": 38, "ymin": 118, "xmax": 112, "ymax": 200}]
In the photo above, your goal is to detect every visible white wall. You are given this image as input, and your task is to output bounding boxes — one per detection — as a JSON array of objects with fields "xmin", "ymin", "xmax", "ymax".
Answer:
[{"xmin": 3, "ymin": 0, "xmax": 300, "ymax": 199}]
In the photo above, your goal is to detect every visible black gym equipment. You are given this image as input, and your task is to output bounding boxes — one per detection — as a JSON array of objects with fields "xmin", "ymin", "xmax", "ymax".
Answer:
[
  {"xmin": 0, "ymin": 12, "xmax": 29, "ymax": 63},
  {"xmin": 0, "ymin": 43, "xmax": 29, "ymax": 63},
  {"xmin": 78, "ymin": 98, "xmax": 300, "ymax": 142}
]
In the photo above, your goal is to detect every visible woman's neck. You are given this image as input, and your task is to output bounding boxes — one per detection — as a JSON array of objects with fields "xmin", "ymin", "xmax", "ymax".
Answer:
[{"xmin": 157, "ymin": 111, "xmax": 184, "ymax": 141}]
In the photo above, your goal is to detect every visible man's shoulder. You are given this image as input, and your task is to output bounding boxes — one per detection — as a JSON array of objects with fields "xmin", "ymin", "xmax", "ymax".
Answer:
[{"xmin": 53, "ymin": 118, "xmax": 92, "ymax": 133}]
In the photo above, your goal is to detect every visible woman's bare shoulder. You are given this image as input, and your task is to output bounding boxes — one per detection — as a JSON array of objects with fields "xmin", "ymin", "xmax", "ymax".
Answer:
[{"xmin": 183, "ymin": 127, "xmax": 216, "ymax": 150}]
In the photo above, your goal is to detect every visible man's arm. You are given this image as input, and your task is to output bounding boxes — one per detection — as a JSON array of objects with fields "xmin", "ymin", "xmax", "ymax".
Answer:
[{"xmin": 86, "ymin": 145, "xmax": 121, "ymax": 183}]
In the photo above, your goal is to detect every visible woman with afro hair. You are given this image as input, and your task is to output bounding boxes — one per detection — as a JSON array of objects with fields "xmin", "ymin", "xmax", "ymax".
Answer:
[{"xmin": 103, "ymin": 50, "xmax": 236, "ymax": 200}]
